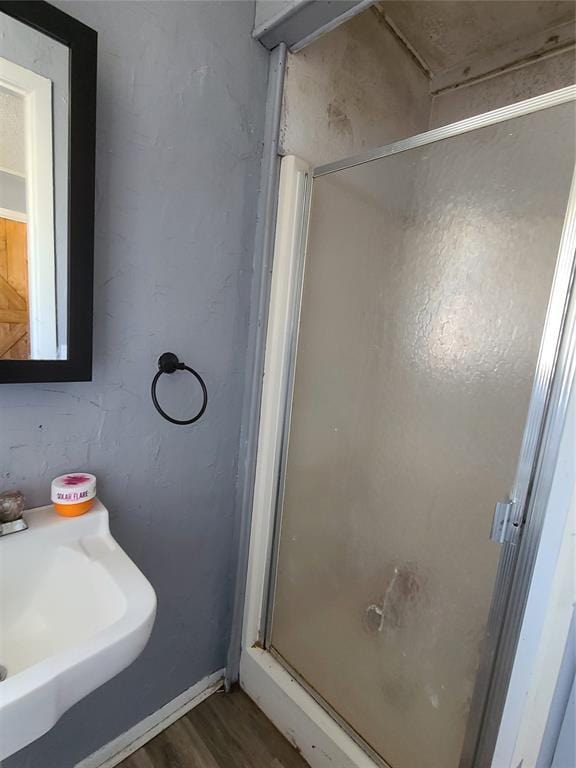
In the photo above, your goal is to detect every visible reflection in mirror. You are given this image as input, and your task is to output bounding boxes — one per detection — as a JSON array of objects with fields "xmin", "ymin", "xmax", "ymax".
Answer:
[{"xmin": 0, "ymin": 12, "xmax": 69, "ymax": 360}]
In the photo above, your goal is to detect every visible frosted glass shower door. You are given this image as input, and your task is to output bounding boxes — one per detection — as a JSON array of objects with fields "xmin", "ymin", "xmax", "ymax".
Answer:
[{"xmin": 267, "ymin": 103, "xmax": 575, "ymax": 768}]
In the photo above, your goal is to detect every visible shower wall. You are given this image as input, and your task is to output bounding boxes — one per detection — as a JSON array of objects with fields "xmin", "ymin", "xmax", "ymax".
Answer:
[
  {"xmin": 430, "ymin": 49, "xmax": 576, "ymax": 128},
  {"xmin": 280, "ymin": 6, "xmax": 575, "ymax": 167},
  {"xmin": 279, "ymin": 8, "xmax": 431, "ymax": 166}
]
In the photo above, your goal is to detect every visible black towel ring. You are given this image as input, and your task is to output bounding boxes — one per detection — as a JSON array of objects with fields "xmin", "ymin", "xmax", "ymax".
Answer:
[{"xmin": 151, "ymin": 352, "xmax": 208, "ymax": 426}]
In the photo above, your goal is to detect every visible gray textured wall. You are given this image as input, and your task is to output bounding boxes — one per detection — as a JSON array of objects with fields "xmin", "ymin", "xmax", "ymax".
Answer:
[
  {"xmin": 1, "ymin": 2, "xmax": 268, "ymax": 766},
  {"xmin": 254, "ymin": 0, "xmax": 298, "ymax": 31}
]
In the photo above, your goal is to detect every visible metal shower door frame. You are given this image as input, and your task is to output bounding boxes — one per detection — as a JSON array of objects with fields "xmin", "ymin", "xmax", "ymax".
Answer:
[{"xmin": 256, "ymin": 85, "xmax": 576, "ymax": 768}]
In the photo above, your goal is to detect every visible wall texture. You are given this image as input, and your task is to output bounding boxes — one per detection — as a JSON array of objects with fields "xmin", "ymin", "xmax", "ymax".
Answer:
[
  {"xmin": 429, "ymin": 49, "xmax": 576, "ymax": 128},
  {"xmin": 254, "ymin": 0, "xmax": 298, "ymax": 32},
  {"xmin": 1, "ymin": 2, "xmax": 268, "ymax": 767},
  {"xmin": 279, "ymin": 8, "xmax": 431, "ymax": 166},
  {"xmin": 279, "ymin": 5, "xmax": 576, "ymax": 168},
  {"xmin": 0, "ymin": 88, "xmax": 25, "ymax": 175}
]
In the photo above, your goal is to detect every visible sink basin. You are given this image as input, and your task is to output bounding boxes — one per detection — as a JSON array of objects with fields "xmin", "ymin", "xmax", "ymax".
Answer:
[{"xmin": 0, "ymin": 500, "xmax": 156, "ymax": 760}]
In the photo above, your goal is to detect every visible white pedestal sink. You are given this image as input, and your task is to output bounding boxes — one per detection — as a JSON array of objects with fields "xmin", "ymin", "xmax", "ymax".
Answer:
[{"xmin": 0, "ymin": 499, "xmax": 156, "ymax": 760}]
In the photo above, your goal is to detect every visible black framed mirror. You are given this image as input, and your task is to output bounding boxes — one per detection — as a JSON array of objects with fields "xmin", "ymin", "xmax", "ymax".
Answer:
[{"xmin": 0, "ymin": 1, "xmax": 96, "ymax": 382}]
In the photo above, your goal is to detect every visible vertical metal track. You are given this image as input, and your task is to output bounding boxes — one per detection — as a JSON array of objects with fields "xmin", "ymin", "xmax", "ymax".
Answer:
[{"xmin": 225, "ymin": 42, "xmax": 287, "ymax": 689}]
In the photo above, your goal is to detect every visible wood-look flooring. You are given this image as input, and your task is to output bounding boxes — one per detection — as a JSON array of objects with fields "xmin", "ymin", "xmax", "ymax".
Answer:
[{"xmin": 119, "ymin": 688, "xmax": 309, "ymax": 768}]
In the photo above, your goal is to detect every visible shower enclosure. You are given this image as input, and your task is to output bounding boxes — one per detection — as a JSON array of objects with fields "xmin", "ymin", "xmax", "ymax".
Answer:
[{"xmin": 242, "ymin": 87, "xmax": 576, "ymax": 768}]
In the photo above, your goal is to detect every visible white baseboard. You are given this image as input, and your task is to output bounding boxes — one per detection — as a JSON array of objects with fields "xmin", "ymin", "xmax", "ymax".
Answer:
[{"xmin": 76, "ymin": 668, "xmax": 225, "ymax": 768}]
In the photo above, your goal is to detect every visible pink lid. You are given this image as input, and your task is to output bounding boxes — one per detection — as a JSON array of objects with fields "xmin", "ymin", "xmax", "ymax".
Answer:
[{"xmin": 51, "ymin": 473, "xmax": 97, "ymax": 505}]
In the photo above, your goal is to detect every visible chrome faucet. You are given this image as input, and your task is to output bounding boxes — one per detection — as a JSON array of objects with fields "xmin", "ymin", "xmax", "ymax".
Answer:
[{"xmin": 0, "ymin": 490, "xmax": 28, "ymax": 536}]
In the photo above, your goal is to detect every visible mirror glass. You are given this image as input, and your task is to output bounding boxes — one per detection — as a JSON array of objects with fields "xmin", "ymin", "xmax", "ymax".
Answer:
[{"xmin": 0, "ymin": 12, "xmax": 69, "ymax": 360}]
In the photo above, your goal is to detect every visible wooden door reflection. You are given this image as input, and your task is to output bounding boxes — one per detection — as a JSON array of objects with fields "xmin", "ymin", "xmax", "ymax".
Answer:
[{"xmin": 0, "ymin": 216, "xmax": 30, "ymax": 359}]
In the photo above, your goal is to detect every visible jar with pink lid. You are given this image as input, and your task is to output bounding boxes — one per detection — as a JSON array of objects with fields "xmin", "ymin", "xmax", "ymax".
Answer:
[{"xmin": 51, "ymin": 473, "xmax": 97, "ymax": 517}]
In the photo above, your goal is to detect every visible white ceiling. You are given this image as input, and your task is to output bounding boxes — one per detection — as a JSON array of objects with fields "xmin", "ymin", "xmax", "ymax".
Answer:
[{"xmin": 378, "ymin": 1, "xmax": 575, "ymax": 74}]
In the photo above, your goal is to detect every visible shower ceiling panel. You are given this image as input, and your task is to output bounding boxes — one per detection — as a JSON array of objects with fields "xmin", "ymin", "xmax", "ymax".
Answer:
[{"xmin": 379, "ymin": 1, "xmax": 575, "ymax": 74}]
